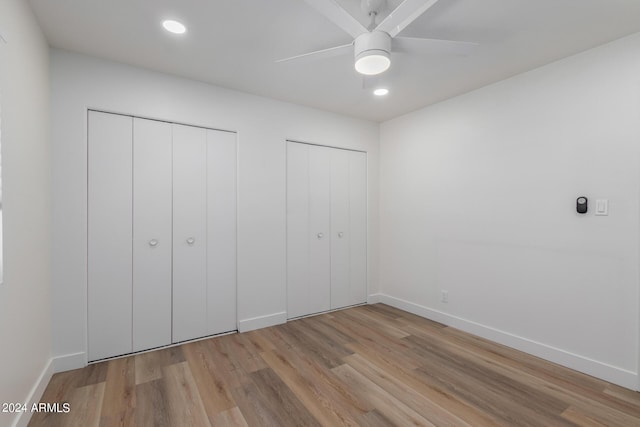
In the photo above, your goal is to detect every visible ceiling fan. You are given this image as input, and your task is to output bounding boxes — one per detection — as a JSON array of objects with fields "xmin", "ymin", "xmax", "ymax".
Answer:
[{"xmin": 277, "ymin": 0, "xmax": 477, "ymax": 78}]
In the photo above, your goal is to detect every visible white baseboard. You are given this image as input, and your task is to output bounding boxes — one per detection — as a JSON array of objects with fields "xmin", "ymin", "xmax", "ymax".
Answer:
[
  {"xmin": 367, "ymin": 293, "xmax": 383, "ymax": 304},
  {"xmin": 53, "ymin": 352, "xmax": 86, "ymax": 373},
  {"xmin": 238, "ymin": 311, "xmax": 287, "ymax": 333},
  {"xmin": 12, "ymin": 358, "xmax": 54, "ymax": 427},
  {"xmin": 372, "ymin": 294, "xmax": 638, "ymax": 390}
]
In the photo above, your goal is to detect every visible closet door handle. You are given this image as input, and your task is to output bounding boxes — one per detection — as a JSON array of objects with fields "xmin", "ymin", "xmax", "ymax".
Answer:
[
  {"xmin": 338, "ymin": 232, "xmax": 344, "ymax": 238},
  {"xmin": 317, "ymin": 233, "xmax": 324, "ymax": 239},
  {"xmin": 186, "ymin": 237, "xmax": 195, "ymax": 245},
  {"xmin": 148, "ymin": 239, "xmax": 158, "ymax": 247}
]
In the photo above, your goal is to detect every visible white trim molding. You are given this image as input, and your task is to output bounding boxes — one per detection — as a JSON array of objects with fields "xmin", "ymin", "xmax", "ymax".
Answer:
[
  {"xmin": 12, "ymin": 359, "xmax": 54, "ymax": 427},
  {"xmin": 367, "ymin": 293, "xmax": 383, "ymax": 304},
  {"xmin": 371, "ymin": 294, "xmax": 638, "ymax": 390},
  {"xmin": 53, "ymin": 352, "xmax": 86, "ymax": 373},
  {"xmin": 238, "ymin": 311, "xmax": 287, "ymax": 333}
]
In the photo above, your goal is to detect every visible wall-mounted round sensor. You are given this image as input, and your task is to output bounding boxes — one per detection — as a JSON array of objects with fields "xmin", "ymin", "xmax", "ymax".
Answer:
[{"xmin": 577, "ymin": 196, "xmax": 588, "ymax": 214}]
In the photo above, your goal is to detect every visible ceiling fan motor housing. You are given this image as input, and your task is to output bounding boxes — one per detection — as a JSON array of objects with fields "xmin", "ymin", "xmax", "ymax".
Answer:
[{"xmin": 354, "ymin": 31, "xmax": 392, "ymax": 75}]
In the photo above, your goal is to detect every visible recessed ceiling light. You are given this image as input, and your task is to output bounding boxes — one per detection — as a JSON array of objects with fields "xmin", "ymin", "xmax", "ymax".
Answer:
[
  {"xmin": 162, "ymin": 20, "xmax": 186, "ymax": 34},
  {"xmin": 373, "ymin": 88, "xmax": 389, "ymax": 96}
]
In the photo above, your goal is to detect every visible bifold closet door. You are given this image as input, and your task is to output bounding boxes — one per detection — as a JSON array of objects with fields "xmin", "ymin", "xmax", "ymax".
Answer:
[
  {"xmin": 89, "ymin": 113, "xmax": 237, "ymax": 357},
  {"xmin": 206, "ymin": 130, "xmax": 237, "ymax": 334},
  {"xmin": 330, "ymin": 149, "xmax": 350, "ymax": 308},
  {"xmin": 287, "ymin": 142, "xmax": 331, "ymax": 318},
  {"xmin": 132, "ymin": 118, "xmax": 172, "ymax": 351},
  {"xmin": 88, "ymin": 111, "xmax": 133, "ymax": 361},
  {"xmin": 330, "ymin": 149, "xmax": 367, "ymax": 309},
  {"xmin": 346, "ymin": 150, "xmax": 367, "ymax": 306},
  {"xmin": 287, "ymin": 141, "xmax": 367, "ymax": 319},
  {"xmin": 172, "ymin": 124, "xmax": 208, "ymax": 343},
  {"xmin": 172, "ymin": 126, "xmax": 237, "ymax": 341}
]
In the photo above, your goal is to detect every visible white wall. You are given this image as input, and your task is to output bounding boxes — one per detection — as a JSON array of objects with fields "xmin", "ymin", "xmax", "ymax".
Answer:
[
  {"xmin": 0, "ymin": 1, "xmax": 52, "ymax": 426},
  {"xmin": 379, "ymin": 33, "xmax": 640, "ymax": 389},
  {"xmin": 50, "ymin": 50, "xmax": 379, "ymax": 368}
]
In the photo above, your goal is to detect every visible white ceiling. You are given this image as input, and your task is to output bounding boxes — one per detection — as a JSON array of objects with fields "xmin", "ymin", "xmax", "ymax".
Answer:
[{"xmin": 28, "ymin": 0, "xmax": 640, "ymax": 122}]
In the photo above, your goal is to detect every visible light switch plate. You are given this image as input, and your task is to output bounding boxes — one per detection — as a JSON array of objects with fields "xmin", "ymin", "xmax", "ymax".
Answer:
[{"xmin": 595, "ymin": 199, "xmax": 608, "ymax": 216}]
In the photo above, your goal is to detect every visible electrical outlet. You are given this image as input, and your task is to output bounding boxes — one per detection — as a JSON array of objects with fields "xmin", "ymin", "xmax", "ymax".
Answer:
[{"xmin": 441, "ymin": 290, "xmax": 449, "ymax": 303}]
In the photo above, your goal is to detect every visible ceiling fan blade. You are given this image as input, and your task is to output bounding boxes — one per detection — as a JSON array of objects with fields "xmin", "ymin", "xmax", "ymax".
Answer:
[
  {"xmin": 393, "ymin": 36, "xmax": 478, "ymax": 56},
  {"xmin": 303, "ymin": 0, "xmax": 368, "ymax": 39},
  {"xmin": 376, "ymin": 0, "xmax": 440, "ymax": 38},
  {"xmin": 276, "ymin": 43, "xmax": 352, "ymax": 63}
]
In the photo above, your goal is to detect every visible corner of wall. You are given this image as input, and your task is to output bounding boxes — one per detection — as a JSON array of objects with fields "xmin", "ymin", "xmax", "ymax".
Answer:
[
  {"xmin": 237, "ymin": 312, "xmax": 287, "ymax": 332},
  {"xmin": 11, "ymin": 358, "xmax": 54, "ymax": 427}
]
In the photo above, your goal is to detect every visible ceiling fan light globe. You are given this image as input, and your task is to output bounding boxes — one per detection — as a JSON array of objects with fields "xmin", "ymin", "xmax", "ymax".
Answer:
[{"xmin": 355, "ymin": 51, "xmax": 390, "ymax": 75}]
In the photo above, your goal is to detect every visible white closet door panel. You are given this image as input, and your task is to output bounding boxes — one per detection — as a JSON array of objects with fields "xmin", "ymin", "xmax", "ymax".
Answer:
[
  {"xmin": 330, "ymin": 149, "xmax": 351, "ymax": 309},
  {"xmin": 286, "ymin": 142, "xmax": 311, "ymax": 318},
  {"xmin": 87, "ymin": 111, "xmax": 133, "ymax": 361},
  {"xmin": 172, "ymin": 124, "xmax": 208, "ymax": 343},
  {"xmin": 348, "ymin": 151, "xmax": 367, "ymax": 305},
  {"xmin": 132, "ymin": 118, "xmax": 172, "ymax": 351},
  {"xmin": 206, "ymin": 130, "xmax": 237, "ymax": 334},
  {"xmin": 308, "ymin": 145, "xmax": 332, "ymax": 315}
]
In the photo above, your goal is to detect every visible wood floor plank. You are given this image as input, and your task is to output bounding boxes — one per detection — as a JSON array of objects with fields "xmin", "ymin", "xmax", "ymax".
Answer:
[
  {"xmin": 200, "ymin": 338, "xmax": 251, "ymax": 391},
  {"xmin": 29, "ymin": 304, "xmax": 640, "ymax": 427},
  {"xmin": 333, "ymin": 308, "xmax": 409, "ymax": 342},
  {"xmin": 99, "ymin": 407, "xmax": 135, "ymax": 427},
  {"xmin": 330, "ymin": 313, "xmax": 422, "ymax": 370},
  {"xmin": 77, "ymin": 362, "xmax": 109, "ymax": 387},
  {"xmin": 299, "ymin": 315, "xmax": 356, "ymax": 348},
  {"xmin": 346, "ymin": 306, "xmax": 411, "ymax": 339},
  {"xmin": 278, "ymin": 320, "xmax": 352, "ymax": 369},
  {"xmin": 260, "ymin": 348, "xmax": 361, "ymax": 427},
  {"xmin": 357, "ymin": 410, "xmax": 396, "ymax": 427},
  {"xmin": 182, "ymin": 340, "xmax": 236, "ymax": 419},
  {"xmin": 154, "ymin": 345, "xmax": 186, "ymax": 367},
  {"xmin": 442, "ymin": 326, "xmax": 607, "ymax": 393},
  {"xmin": 404, "ymin": 320, "xmax": 640, "ymax": 421},
  {"xmin": 248, "ymin": 368, "xmax": 320, "ymax": 427},
  {"xmin": 242, "ymin": 329, "xmax": 277, "ymax": 353},
  {"xmin": 162, "ymin": 362, "xmax": 210, "ymax": 427},
  {"xmin": 358, "ymin": 303, "xmax": 405, "ymax": 320},
  {"xmin": 218, "ymin": 333, "xmax": 267, "ymax": 373},
  {"xmin": 134, "ymin": 351, "xmax": 162, "ymax": 385},
  {"xmin": 332, "ymin": 364, "xmax": 435, "ymax": 427},
  {"xmin": 100, "ymin": 356, "xmax": 136, "ymax": 420},
  {"xmin": 345, "ymin": 342, "xmax": 502, "ymax": 426},
  {"xmin": 267, "ymin": 343, "xmax": 372, "ymax": 416},
  {"xmin": 604, "ymin": 384, "xmax": 640, "ymax": 408},
  {"xmin": 559, "ymin": 399, "xmax": 640, "ymax": 426},
  {"xmin": 411, "ymin": 353, "xmax": 574, "ymax": 426},
  {"xmin": 210, "ymin": 407, "xmax": 249, "ymax": 427},
  {"xmin": 561, "ymin": 406, "xmax": 608, "ymax": 426},
  {"xmin": 405, "ymin": 334, "xmax": 571, "ymax": 417},
  {"xmin": 344, "ymin": 353, "xmax": 473, "ymax": 426},
  {"xmin": 68, "ymin": 382, "xmax": 106, "ymax": 427},
  {"xmin": 134, "ymin": 379, "xmax": 169, "ymax": 427},
  {"xmin": 30, "ymin": 382, "xmax": 105, "ymax": 427}
]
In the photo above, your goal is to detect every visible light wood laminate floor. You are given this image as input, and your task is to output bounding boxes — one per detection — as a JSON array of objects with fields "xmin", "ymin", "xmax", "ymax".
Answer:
[{"xmin": 29, "ymin": 304, "xmax": 640, "ymax": 426}]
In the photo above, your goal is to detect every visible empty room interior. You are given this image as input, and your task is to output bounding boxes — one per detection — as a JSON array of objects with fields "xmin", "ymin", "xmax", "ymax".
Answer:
[{"xmin": 3, "ymin": 0, "xmax": 640, "ymax": 425}]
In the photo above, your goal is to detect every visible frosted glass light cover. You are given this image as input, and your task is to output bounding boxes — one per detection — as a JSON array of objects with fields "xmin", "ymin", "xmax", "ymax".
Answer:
[{"xmin": 355, "ymin": 53, "xmax": 390, "ymax": 75}]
